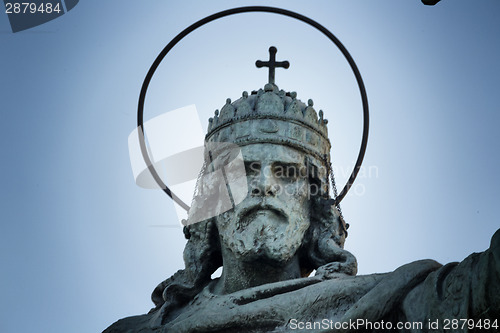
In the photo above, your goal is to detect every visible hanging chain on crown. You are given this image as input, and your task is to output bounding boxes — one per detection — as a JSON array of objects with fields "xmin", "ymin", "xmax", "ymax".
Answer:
[
  {"xmin": 326, "ymin": 157, "xmax": 348, "ymax": 236},
  {"xmin": 329, "ymin": 160, "xmax": 343, "ymax": 218}
]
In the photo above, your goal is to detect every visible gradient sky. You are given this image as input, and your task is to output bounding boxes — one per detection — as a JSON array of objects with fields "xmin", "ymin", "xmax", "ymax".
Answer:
[{"xmin": 1, "ymin": 1, "xmax": 499, "ymax": 332}]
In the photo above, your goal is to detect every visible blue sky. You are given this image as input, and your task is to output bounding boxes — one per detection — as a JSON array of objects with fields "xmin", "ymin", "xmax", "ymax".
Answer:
[{"xmin": 1, "ymin": 1, "xmax": 499, "ymax": 332}]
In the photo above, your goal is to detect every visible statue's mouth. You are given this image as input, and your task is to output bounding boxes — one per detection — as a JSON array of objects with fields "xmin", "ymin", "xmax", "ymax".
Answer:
[{"xmin": 237, "ymin": 204, "xmax": 287, "ymax": 230}]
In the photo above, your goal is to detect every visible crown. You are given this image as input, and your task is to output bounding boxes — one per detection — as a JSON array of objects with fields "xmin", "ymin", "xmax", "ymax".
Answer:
[{"xmin": 205, "ymin": 83, "xmax": 331, "ymax": 164}]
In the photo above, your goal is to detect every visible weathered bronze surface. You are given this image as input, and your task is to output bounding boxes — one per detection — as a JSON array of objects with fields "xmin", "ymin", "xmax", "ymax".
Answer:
[{"xmin": 105, "ymin": 81, "xmax": 500, "ymax": 332}]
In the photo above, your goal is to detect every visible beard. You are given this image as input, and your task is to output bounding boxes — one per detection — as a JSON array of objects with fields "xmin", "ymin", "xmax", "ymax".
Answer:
[{"xmin": 215, "ymin": 197, "xmax": 310, "ymax": 264}]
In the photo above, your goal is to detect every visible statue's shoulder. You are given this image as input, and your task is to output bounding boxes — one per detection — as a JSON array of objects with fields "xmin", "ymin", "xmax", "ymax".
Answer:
[
  {"xmin": 491, "ymin": 228, "xmax": 500, "ymax": 259},
  {"xmin": 103, "ymin": 313, "xmax": 155, "ymax": 333}
]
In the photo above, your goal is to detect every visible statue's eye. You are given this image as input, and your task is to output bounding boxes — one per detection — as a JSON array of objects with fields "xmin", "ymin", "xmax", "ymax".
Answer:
[
  {"xmin": 285, "ymin": 166, "xmax": 297, "ymax": 178},
  {"xmin": 273, "ymin": 163, "xmax": 300, "ymax": 180},
  {"xmin": 245, "ymin": 161, "xmax": 261, "ymax": 176}
]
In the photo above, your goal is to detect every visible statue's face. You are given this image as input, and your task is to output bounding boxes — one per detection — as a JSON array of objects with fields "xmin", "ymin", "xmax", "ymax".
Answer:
[{"xmin": 214, "ymin": 144, "xmax": 311, "ymax": 264}]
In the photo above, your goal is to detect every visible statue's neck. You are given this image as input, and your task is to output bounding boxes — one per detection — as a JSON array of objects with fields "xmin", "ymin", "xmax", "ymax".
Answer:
[{"xmin": 213, "ymin": 249, "xmax": 302, "ymax": 295}]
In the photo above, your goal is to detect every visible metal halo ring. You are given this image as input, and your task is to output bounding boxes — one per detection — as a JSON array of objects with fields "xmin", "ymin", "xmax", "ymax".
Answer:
[{"xmin": 137, "ymin": 6, "xmax": 369, "ymax": 210}]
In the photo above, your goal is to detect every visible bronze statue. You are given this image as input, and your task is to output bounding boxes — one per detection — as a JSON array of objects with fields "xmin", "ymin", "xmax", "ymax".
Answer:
[{"xmin": 105, "ymin": 50, "xmax": 499, "ymax": 333}]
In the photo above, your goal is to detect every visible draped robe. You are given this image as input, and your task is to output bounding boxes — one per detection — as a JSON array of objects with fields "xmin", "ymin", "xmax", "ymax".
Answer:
[{"xmin": 104, "ymin": 229, "xmax": 500, "ymax": 333}]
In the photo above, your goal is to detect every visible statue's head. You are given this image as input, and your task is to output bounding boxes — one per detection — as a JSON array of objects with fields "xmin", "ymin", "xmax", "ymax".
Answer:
[{"xmin": 151, "ymin": 83, "xmax": 356, "ymax": 314}]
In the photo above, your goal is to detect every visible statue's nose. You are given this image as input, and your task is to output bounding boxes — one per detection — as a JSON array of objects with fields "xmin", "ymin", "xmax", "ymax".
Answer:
[{"xmin": 251, "ymin": 171, "xmax": 279, "ymax": 197}]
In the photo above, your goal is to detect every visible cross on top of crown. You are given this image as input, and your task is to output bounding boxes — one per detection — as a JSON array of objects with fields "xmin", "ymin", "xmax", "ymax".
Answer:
[{"xmin": 255, "ymin": 46, "xmax": 290, "ymax": 85}]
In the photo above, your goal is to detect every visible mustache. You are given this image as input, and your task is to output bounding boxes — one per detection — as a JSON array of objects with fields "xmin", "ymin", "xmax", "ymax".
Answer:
[{"xmin": 236, "ymin": 198, "xmax": 288, "ymax": 220}]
